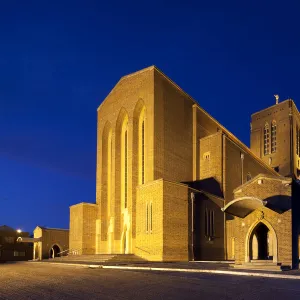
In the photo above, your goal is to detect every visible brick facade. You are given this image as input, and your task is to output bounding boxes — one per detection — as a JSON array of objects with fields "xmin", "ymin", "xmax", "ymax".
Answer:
[
  {"xmin": 69, "ymin": 66, "xmax": 300, "ymax": 267},
  {"xmin": 69, "ymin": 203, "xmax": 97, "ymax": 254}
]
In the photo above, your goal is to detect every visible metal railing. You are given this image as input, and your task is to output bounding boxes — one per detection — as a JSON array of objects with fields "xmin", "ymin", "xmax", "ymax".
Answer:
[
  {"xmin": 68, "ymin": 249, "xmax": 82, "ymax": 255},
  {"xmin": 54, "ymin": 248, "xmax": 83, "ymax": 258},
  {"xmin": 57, "ymin": 249, "xmax": 70, "ymax": 256}
]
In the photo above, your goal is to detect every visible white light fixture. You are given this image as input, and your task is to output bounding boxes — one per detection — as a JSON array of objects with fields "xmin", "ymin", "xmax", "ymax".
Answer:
[{"xmin": 16, "ymin": 229, "xmax": 22, "ymax": 233}]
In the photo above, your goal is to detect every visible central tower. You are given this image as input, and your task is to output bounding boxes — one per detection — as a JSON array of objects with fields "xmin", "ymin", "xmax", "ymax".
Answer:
[{"xmin": 250, "ymin": 98, "xmax": 300, "ymax": 178}]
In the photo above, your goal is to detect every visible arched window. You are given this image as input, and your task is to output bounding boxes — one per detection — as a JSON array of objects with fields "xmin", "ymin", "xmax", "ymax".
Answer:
[
  {"xmin": 298, "ymin": 127, "xmax": 300, "ymax": 156},
  {"xmin": 138, "ymin": 106, "xmax": 146, "ymax": 185},
  {"xmin": 246, "ymin": 172, "xmax": 252, "ymax": 181},
  {"xmin": 150, "ymin": 202, "xmax": 152, "ymax": 233},
  {"xmin": 146, "ymin": 203, "xmax": 149, "ymax": 233},
  {"xmin": 101, "ymin": 121, "xmax": 112, "ymax": 237},
  {"xmin": 134, "ymin": 100, "xmax": 147, "ymax": 186},
  {"xmin": 142, "ymin": 119, "xmax": 145, "ymax": 184},
  {"xmin": 271, "ymin": 121, "xmax": 277, "ymax": 153},
  {"xmin": 124, "ymin": 128, "xmax": 128, "ymax": 208},
  {"xmin": 120, "ymin": 115, "xmax": 129, "ymax": 210},
  {"xmin": 297, "ymin": 124, "xmax": 300, "ymax": 156},
  {"xmin": 297, "ymin": 125, "xmax": 299, "ymax": 155},
  {"xmin": 264, "ymin": 123, "xmax": 270, "ymax": 155},
  {"xmin": 107, "ymin": 130, "xmax": 112, "ymax": 217}
]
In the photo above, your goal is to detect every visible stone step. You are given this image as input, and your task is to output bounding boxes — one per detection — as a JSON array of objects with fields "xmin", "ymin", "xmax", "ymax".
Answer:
[
  {"xmin": 232, "ymin": 261, "xmax": 292, "ymax": 271},
  {"xmin": 50, "ymin": 254, "xmax": 146, "ymax": 263},
  {"xmin": 250, "ymin": 260, "xmax": 277, "ymax": 264},
  {"xmin": 66, "ymin": 255, "xmax": 115, "ymax": 259},
  {"xmin": 233, "ymin": 264, "xmax": 283, "ymax": 271},
  {"xmin": 249, "ymin": 260, "xmax": 281, "ymax": 266}
]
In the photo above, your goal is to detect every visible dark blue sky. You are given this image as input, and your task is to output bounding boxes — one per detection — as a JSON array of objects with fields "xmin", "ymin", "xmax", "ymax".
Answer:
[{"xmin": 1, "ymin": 0, "xmax": 300, "ymax": 233}]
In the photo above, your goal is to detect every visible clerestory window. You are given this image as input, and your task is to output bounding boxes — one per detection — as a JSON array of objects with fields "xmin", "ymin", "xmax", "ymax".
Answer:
[
  {"xmin": 264, "ymin": 123, "xmax": 270, "ymax": 155},
  {"xmin": 271, "ymin": 121, "xmax": 277, "ymax": 153}
]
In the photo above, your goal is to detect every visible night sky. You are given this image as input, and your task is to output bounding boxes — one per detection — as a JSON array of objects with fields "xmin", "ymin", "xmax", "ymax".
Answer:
[{"xmin": 1, "ymin": 1, "xmax": 300, "ymax": 233}]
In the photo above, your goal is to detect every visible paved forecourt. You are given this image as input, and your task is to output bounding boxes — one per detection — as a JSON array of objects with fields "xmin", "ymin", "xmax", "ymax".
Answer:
[{"xmin": 1, "ymin": 262, "xmax": 300, "ymax": 299}]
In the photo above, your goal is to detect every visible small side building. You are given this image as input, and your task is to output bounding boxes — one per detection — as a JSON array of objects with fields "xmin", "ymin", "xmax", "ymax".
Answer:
[
  {"xmin": 33, "ymin": 226, "xmax": 69, "ymax": 260},
  {"xmin": 0, "ymin": 225, "xmax": 33, "ymax": 262}
]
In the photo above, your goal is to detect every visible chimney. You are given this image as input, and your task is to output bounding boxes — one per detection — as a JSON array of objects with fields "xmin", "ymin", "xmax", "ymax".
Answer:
[{"xmin": 274, "ymin": 94, "xmax": 279, "ymax": 105}]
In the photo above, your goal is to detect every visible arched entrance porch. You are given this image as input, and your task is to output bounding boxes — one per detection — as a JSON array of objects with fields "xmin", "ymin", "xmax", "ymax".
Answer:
[
  {"xmin": 49, "ymin": 244, "xmax": 61, "ymax": 258},
  {"xmin": 250, "ymin": 223, "xmax": 269, "ymax": 260},
  {"xmin": 245, "ymin": 219, "xmax": 278, "ymax": 263}
]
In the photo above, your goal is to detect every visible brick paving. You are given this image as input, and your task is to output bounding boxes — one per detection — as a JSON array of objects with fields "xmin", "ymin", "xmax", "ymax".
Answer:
[
  {"xmin": 40, "ymin": 258, "xmax": 300, "ymax": 275},
  {"xmin": 1, "ymin": 262, "xmax": 300, "ymax": 299}
]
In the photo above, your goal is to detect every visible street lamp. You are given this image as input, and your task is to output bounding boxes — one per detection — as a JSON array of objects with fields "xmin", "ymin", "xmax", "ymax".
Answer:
[{"xmin": 16, "ymin": 229, "xmax": 22, "ymax": 234}]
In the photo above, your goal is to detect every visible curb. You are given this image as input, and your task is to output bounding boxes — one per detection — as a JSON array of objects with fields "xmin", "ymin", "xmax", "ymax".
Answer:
[
  {"xmin": 32, "ymin": 261, "xmax": 300, "ymax": 280},
  {"xmin": 101, "ymin": 266, "xmax": 300, "ymax": 280},
  {"xmin": 32, "ymin": 262, "xmax": 92, "ymax": 268},
  {"xmin": 190, "ymin": 261, "xmax": 234, "ymax": 264}
]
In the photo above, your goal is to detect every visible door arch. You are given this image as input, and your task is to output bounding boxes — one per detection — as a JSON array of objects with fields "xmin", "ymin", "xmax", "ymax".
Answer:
[
  {"xmin": 245, "ymin": 219, "xmax": 278, "ymax": 263},
  {"xmin": 49, "ymin": 244, "xmax": 61, "ymax": 258},
  {"xmin": 251, "ymin": 223, "xmax": 269, "ymax": 260}
]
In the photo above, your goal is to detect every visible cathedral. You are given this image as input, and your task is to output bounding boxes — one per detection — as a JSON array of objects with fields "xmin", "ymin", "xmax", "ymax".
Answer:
[{"xmin": 69, "ymin": 66, "xmax": 300, "ymax": 269}]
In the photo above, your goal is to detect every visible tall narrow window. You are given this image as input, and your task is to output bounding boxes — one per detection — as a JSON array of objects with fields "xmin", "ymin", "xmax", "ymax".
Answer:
[
  {"xmin": 210, "ymin": 211, "xmax": 215, "ymax": 237},
  {"xmin": 118, "ymin": 110, "xmax": 129, "ymax": 214},
  {"xmin": 138, "ymin": 107, "xmax": 146, "ymax": 186},
  {"xmin": 146, "ymin": 203, "xmax": 149, "ymax": 233},
  {"xmin": 102, "ymin": 122, "xmax": 112, "ymax": 227},
  {"xmin": 297, "ymin": 125, "xmax": 300, "ymax": 156},
  {"xmin": 142, "ymin": 120, "xmax": 145, "ymax": 184},
  {"xmin": 246, "ymin": 172, "xmax": 252, "ymax": 181},
  {"xmin": 264, "ymin": 123, "xmax": 270, "ymax": 155},
  {"xmin": 210, "ymin": 211, "xmax": 213, "ymax": 237},
  {"xmin": 124, "ymin": 129, "xmax": 128, "ymax": 208},
  {"xmin": 297, "ymin": 125, "xmax": 299, "ymax": 155},
  {"xmin": 107, "ymin": 131, "xmax": 112, "ymax": 217},
  {"xmin": 298, "ymin": 127, "xmax": 300, "ymax": 156},
  {"xmin": 205, "ymin": 208, "xmax": 208, "ymax": 236},
  {"xmin": 150, "ymin": 202, "xmax": 152, "ymax": 233},
  {"xmin": 231, "ymin": 238, "xmax": 235, "ymax": 259},
  {"xmin": 205, "ymin": 208, "xmax": 215, "ymax": 238},
  {"xmin": 271, "ymin": 121, "xmax": 277, "ymax": 153}
]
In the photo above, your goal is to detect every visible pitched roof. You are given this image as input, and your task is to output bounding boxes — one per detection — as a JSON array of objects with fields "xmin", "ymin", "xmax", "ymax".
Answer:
[
  {"xmin": 97, "ymin": 65, "xmax": 280, "ymax": 177},
  {"xmin": 233, "ymin": 173, "xmax": 291, "ymax": 193},
  {"xmin": 35, "ymin": 226, "xmax": 69, "ymax": 231}
]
